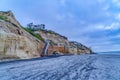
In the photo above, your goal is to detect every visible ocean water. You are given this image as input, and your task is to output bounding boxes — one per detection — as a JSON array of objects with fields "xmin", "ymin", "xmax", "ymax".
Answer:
[{"xmin": 98, "ymin": 51, "xmax": 120, "ymax": 55}]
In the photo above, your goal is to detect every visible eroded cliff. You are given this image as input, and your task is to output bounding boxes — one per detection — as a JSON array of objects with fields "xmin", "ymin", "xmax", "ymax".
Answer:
[
  {"xmin": 34, "ymin": 30, "xmax": 92, "ymax": 55},
  {"xmin": 0, "ymin": 11, "xmax": 44, "ymax": 59}
]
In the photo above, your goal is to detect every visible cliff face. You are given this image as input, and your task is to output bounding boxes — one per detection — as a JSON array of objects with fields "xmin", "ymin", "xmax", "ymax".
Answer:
[
  {"xmin": 68, "ymin": 41, "xmax": 92, "ymax": 54},
  {"xmin": 35, "ymin": 30, "xmax": 92, "ymax": 55},
  {"xmin": 35, "ymin": 30, "xmax": 69, "ymax": 55},
  {"xmin": 0, "ymin": 11, "xmax": 43, "ymax": 59}
]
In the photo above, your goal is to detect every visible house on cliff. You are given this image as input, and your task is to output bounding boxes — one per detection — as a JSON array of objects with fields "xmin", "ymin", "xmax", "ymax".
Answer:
[{"xmin": 27, "ymin": 23, "xmax": 45, "ymax": 31}]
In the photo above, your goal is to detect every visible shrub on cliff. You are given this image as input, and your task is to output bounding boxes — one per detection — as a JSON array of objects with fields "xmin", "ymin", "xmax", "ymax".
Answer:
[
  {"xmin": 0, "ymin": 14, "xmax": 9, "ymax": 22},
  {"xmin": 23, "ymin": 28, "xmax": 44, "ymax": 41}
]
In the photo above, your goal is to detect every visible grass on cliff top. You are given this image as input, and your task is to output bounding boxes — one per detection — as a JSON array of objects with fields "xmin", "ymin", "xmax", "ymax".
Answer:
[
  {"xmin": 23, "ymin": 28, "xmax": 44, "ymax": 42},
  {"xmin": 41, "ymin": 29, "xmax": 68, "ymax": 40},
  {"xmin": 0, "ymin": 14, "xmax": 9, "ymax": 22},
  {"xmin": 47, "ymin": 30, "xmax": 56, "ymax": 34}
]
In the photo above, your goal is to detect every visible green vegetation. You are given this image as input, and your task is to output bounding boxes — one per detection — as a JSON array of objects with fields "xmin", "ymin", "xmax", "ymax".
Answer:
[
  {"xmin": 0, "ymin": 14, "xmax": 9, "ymax": 22},
  {"xmin": 40, "ymin": 29, "xmax": 56, "ymax": 35},
  {"xmin": 41, "ymin": 29, "xmax": 67, "ymax": 39},
  {"xmin": 47, "ymin": 30, "xmax": 56, "ymax": 34},
  {"xmin": 23, "ymin": 28, "xmax": 44, "ymax": 41}
]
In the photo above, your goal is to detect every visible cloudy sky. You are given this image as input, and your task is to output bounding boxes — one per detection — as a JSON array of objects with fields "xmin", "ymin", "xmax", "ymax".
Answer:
[{"xmin": 0, "ymin": 0, "xmax": 120, "ymax": 52}]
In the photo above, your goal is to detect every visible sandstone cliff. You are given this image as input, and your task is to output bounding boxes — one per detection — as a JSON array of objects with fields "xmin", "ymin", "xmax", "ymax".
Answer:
[
  {"xmin": 68, "ymin": 41, "xmax": 92, "ymax": 54},
  {"xmin": 34, "ymin": 30, "xmax": 92, "ymax": 55},
  {"xmin": 35, "ymin": 30, "xmax": 70, "ymax": 55},
  {"xmin": 0, "ymin": 11, "xmax": 44, "ymax": 59}
]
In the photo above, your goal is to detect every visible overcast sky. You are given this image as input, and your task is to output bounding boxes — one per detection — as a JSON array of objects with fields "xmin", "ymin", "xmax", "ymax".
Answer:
[{"xmin": 0, "ymin": 0, "xmax": 120, "ymax": 52}]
